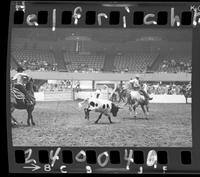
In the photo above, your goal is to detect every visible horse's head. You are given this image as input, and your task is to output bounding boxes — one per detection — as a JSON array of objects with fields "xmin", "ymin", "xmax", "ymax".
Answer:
[{"xmin": 25, "ymin": 77, "xmax": 35, "ymax": 94}]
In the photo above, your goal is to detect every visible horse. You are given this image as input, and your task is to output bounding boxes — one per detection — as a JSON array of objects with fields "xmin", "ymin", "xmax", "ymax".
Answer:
[
  {"xmin": 110, "ymin": 86, "xmax": 128, "ymax": 103},
  {"xmin": 119, "ymin": 86, "xmax": 150, "ymax": 119},
  {"xmin": 127, "ymin": 90, "xmax": 150, "ymax": 119},
  {"xmin": 10, "ymin": 77, "xmax": 36, "ymax": 126},
  {"xmin": 180, "ymin": 86, "xmax": 192, "ymax": 104}
]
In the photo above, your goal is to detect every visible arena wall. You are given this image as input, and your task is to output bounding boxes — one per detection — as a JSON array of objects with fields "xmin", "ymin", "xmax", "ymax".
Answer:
[
  {"xmin": 34, "ymin": 92, "xmax": 191, "ymax": 103},
  {"xmin": 10, "ymin": 70, "xmax": 191, "ymax": 81},
  {"xmin": 11, "ymin": 70, "xmax": 191, "ymax": 103}
]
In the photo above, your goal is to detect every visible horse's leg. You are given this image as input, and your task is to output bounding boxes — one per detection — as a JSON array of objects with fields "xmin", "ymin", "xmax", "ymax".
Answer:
[
  {"xmin": 10, "ymin": 105, "xmax": 18, "ymax": 125},
  {"xmin": 141, "ymin": 105, "xmax": 147, "ymax": 119},
  {"xmin": 31, "ymin": 114, "xmax": 35, "ymax": 126},
  {"xmin": 146, "ymin": 104, "xmax": 149, "ymax": 116},
  {"xmin": 95, "ymin": 113, "xmax": 103, "ymax": 124},
  {"xmin": 133, "ymin": 106, "xmax": 137, "ymax": 118},
  {"xmin": 128, "ymin": 105, "xmax": 132, "ymax": 116},
  {"xmin": 132, "ymin": 102, "xmax": 139, "ymax": 118},
  {"xmin": 30, "ymin": 107, "xmax": 35, "ymax": 126},
  {"xmin": 11, "ymin": 104, "xmax": 15, "ymax": 113},
  {"xmin": 27, "ymin": 108, "xmax": 31, "ymax": 126},
  {"xmin": 186, "ymin": 97, "xmax": 188, "ymax": 104}
]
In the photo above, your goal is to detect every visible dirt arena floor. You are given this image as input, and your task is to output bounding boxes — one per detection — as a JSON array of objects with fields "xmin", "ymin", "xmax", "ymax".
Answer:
[{"xmin": 11, "ymin": 101, "xmax": 192, "ymax": 147}]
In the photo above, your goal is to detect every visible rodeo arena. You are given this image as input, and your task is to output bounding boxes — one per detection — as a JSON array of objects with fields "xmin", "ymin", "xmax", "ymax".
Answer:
[{"xmin": 10, "ymin": 28, "xmax": 192, "ymax": 147}]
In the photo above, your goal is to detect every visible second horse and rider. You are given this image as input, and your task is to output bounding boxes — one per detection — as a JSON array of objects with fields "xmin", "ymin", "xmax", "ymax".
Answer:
[
  {"xmin": 128, "ymin": 74, "xmax": 153, "ymax": 101},
  {"xmin": 80, "ymin": 74, "xmax": 153, "ymax": 123}
]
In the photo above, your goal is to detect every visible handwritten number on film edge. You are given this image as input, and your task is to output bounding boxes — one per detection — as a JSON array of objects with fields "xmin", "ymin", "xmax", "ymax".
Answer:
[
  {"xmin": 23, "ymin": 148, "xmax": 41, "ymax": 172},
  {"xmin": 25, "ymin": 148, "xmax": 36, "ymax": 164},
  {"xmin": 124, "ymin": 149, "xmax": 134, "ymax": 170},
  {"xmin": 49, "ymin": 148, "xmax": 61, "ymax": 167}
]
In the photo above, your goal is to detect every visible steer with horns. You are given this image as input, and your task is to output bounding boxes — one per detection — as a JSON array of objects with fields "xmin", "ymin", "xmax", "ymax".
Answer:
[{"xmin": 78, "ymin": 98, "xmax": 122, "ymax": 124}]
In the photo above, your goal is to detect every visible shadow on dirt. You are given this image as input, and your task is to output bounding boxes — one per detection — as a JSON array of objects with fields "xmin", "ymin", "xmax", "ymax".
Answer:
[
  {"xmin": 90, "ymin": 121, "xmax": 120, "ymax": 125},
  {"xmin": 11, "ymin": 123, "xmax": 33, "ymax": 128},
  {"xmin": 122, "ymin": 117, "xmax": 150, "ymax": 120}
]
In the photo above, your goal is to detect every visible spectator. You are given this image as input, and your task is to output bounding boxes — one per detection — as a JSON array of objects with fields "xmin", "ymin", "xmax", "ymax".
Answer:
[
  {"xmin": 124, "ymin": 67, "xmax": 129, "ymax": 72},
  {"xmin": 159, "ymin": 58, "xmax": 191, "ymax": 73}
]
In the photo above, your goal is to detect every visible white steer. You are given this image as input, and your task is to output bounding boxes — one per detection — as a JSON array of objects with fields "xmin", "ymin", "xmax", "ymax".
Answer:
[{"xmin": 79, "ymin": 98, "xmax": 121, "ymax": 124}]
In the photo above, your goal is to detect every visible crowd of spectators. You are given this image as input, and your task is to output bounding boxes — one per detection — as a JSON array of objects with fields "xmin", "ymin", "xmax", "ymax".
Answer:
[
  {"xmin": 112, "ymin": 67, "xmax": 145, "ymax": 73},
  {"xmin": 17, "ymin": 59, "xmax": 58, "ymax": 71},
  {"xmin": 12, "ymin": 48, "xmax": 192, "ymax": 73},
  {"xmin": 12, "ymin": 49, "xmax": 58, "ymax": 71},
  {"xmin": 17, "ymin": 58, "xmax": 192, "ymax": 73},
  {"xmin": 159, "ymin": 59, "xmax": 192, "ymax": 73},
  {"xmin": 145, "ymin": 82, "xmax": 186, "ymax": 95},
  {"xmin": 38, "ymin": 80, "xmax": 80, "ymax": 92},
  {"xmin": 65, "ymin": 62, "xmax": 103, "ymax": 73},
  {"xmin": 38, "ymin": 79, "xmax": 190, "ymax": 96}
]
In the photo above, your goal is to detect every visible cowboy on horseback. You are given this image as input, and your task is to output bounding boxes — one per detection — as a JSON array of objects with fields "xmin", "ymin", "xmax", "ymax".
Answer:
[
  {"xmin": 12, "ymin": 67, "xmax": 34, "ymax": 106},
  {"xmin": 180, "ymin": 82, "xmax": 192, "ymax": 104},
  {"xmin": 186, "ymin": 81, "xmax": 191, "ymax": 92},
  {"xmin": 129, "ymin": 75, "xmax": 153, "ymax": 101}
]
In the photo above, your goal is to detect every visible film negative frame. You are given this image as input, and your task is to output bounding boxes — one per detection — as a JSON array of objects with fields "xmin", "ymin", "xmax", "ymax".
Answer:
[{"xmin": 5, "ymin": 0, "xmax": 200, "ymax": 174}]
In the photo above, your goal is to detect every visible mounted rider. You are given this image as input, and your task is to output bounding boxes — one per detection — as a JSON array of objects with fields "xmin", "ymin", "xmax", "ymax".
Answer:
[
  {"xmin": 11, "ymin": 67, "xmax": 34, "ymax": 106},
  {"xmin": 186, "ymin": 81, "xmax": 191, "ymax": 91},
  {"xmin": 95, "ymin": 88, "xmax": 101, "ymax": 98},
  {"xmin": 129, "ymin": 74, "xmax": 153, "ymax": 101}
]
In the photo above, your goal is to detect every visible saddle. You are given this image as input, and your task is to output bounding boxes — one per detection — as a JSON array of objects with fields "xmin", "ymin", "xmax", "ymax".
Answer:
[
  {"xmin": 11, "ymin": 87, "xmax": 35, "ymax": 106},
  {"xmin": 11, "ymin": 87, "xmax": 25, "ymax": 100}
]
